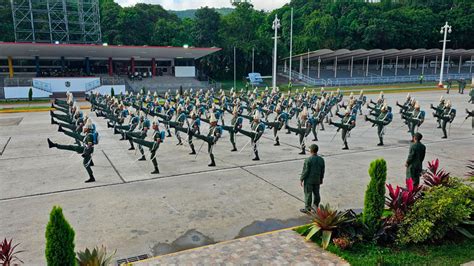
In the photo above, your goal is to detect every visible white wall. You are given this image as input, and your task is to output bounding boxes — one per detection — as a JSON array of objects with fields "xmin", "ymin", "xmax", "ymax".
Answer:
[
  {"xmin": 175, "ymin": 66, "xmax": 196, "ymax": 77},
  {"xmin": 88, "ymin": 85, "xmax": 126, "ymax": 96},
  {"xmin": 4, "ymin": 87, "xmax": 52, "ymax": 99},
  {"xmin": 33, "ymin": 77, "xmax": 100, "ymax": 92}
]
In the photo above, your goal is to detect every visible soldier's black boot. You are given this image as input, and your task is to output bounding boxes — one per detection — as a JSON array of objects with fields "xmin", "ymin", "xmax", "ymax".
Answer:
[
  {"xmin": 50, "ymin": 116, "xmax": 55, "ymax": 125},
  {"xmin": 85, "ymin": 168, "xmax": 95, "ymax": 183},
  {"xmin": 167, "ymin": 130, "xmax": 172, "ymax": 138},
  {"xmin": 114, "ymin": 127, "xmax": 120, "ymax": 135},
  {"xmin": 151, "ymin": 167, "xmax": 160, "ymax": 174},
  {"xmin": 138, "ymin": 155, "xmax": 146, "ymax": 161},
  {"xmin": 58, "ymin": 125, "xmax": 64, "ymax": 132},
  {"xmin": 274, "ymin": 136, "xmax": 280, "ymax": 146},
  {"xmin": 299, "ymin": 148, "xmax": 306, "ymax": 155},
  {"xmin": 47, "ymin": 138, "xmax": 56, "ymax": 148},
  {"xmin": 107, "ymin": 122, "xmax": 113, "ymax": 128},
  {"xmin": 128, "ymin": 143, "xmax": 135, "ymax": 150},
  {"xmin": 89, "ymin": 160, "xmax": 95, "ymax": 167},
  {"xmin": 231, "ymin": 143, "xmax": 237, "ymax": 152},
  {"xmin": 208, "ymin": 154, "xmax": 216, "ymax": 167},
  {"xmin": 252, "ymin": 151, "xmax": 260, "ymax": 161},
  {"xmin": 343, "ymin": 143, "xmax": 349, "ymax": 150},
  {"xmin": 189, "ymin": 144, "xmax": 196, "ymax": 155}
]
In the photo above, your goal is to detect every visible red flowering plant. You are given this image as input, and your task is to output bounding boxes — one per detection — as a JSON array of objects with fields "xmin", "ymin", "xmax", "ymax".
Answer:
[
  {"xmin": 385, "ymin": 178, "xmax": 423, "ymax": 222},
  {"xmin": 423, "ymin": 159, "xmax": 450, "ymax": 187}
]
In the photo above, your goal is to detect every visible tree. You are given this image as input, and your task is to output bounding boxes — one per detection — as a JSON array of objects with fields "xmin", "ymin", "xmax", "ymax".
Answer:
[
  {"xmin": 28, "ymin": 88, "xmax": 32, "ymax": 101},
  {"xmin": 45, "ymin": 206, "xmax": 75, "ymax": 266},
  {"xmin": 192, "ymin": 7, "xmax": 221, "ymax": 47},
  {"xmin": 0, "ymin": 0, "xmax": 14, "ymax": 42},
  {"xmin": 363, "ymin": 158, "xmax": 387, "ymax": 234}
]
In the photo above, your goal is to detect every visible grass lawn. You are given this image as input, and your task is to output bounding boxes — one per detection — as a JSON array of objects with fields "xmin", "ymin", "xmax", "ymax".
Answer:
[
  {"xmin": 0, "ymin": 99, "xmax": 51, "ymax": 104},
  {"xmin": 294, "ymin": 227, "xmax": 474, "ymax": 265}
]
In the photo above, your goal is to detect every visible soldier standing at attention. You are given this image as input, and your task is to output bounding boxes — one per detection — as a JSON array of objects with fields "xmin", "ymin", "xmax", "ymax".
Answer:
[
  {"xmin": 300, "ymin": 144, "xmax": 325, "ymax": 214},
  {"xmin": 405, "ymin": 132, "xmax": 426, "ymax": 186}
]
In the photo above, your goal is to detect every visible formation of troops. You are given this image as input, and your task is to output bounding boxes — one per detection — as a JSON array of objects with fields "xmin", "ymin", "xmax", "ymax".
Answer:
[{"xmin": 46, "ymin": 87, "xmax": 474, "ymax": 182}]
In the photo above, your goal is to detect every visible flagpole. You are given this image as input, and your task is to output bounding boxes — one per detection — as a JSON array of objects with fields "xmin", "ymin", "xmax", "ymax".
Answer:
[{"xmin": 288, "ymin": 7, "xmax": 293, "ymax": 83}]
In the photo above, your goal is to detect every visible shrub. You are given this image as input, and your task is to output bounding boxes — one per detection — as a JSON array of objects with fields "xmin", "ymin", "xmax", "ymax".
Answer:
[
  {"xmin": 0, "ymin": 238, "xmax": 24, "ymax": 266},
  {"xmin": 423, "ymin": 159, "xmax": 450, "ymax": 187},
  {"xmin": 397, "ymin": 179, "xmax": 474, "ymax": 245},
  {"xmin": 76, "ymin": 245, "xmax": 116, "ymax": 266},
  {"xmin": 110, "ymin": 87, "xmax": 115, "ymax": 97},
  {"xmin": 28, "ymin": 88, "xmax": 33, "ymax": 101},
  {"xmin": 45, "ymin": 206, "xmax": 76, "ymax": 265},
  {"xmin": 363, "ymin": 159, "xmax": 387, "ymax": 234},
  {"xmin": 300, "ymin": 203, "xmax": 355, "ymax": 249}
]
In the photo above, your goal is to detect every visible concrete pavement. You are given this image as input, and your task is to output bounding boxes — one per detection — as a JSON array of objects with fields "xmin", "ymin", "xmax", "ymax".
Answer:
[{"xmin": 0, "ymin": 90, "xmax": 472, "ymax": 264}]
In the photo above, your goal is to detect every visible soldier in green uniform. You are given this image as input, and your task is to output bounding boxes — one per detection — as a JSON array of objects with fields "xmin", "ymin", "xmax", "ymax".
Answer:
[
  {"xmin": 239, "ymin": 111, "xmax": 265, "ymax": 161},
  {"xmin": 125, "ymin": 111, "xmax": 149, "ymax": 158},
  {"xmin": 364, "ymin": 103, "xmax": 393, "ymax": 146},
  {"xmin": 431, "ymin": 96, "xmax": 446, "ymax": 128},
  {"xmin": 436, "ymin": 100, "xmax": 456, "ymax": 139},
  {"xmin": 128, "ymin": 118, "xmax": 165, "ymax": 174},
  {"xmin": 47, "ymin": 118, "xmax": 97, "ymax": 183},
  {"xmin": 404, "ymin": 101, "xmax": 425, "ymax": 139},
  {"xmin": 299, "ymin": 144, "xmax": 325, "ymax": 213},
  {"xmin": 329, "ymin": 109, "xmax": 356, "ymax": 150},
  {"xmin": 469, "ymin": 88, "xmax": 474, "ymax": 103},
  {"xmin": 405, "ymin": 132, "xmax": 426, "ymax": 186},
  {"xmin": 446, "ymin": 79, "xmax": 452, "ymax": 94},
  {"xmin": 458, "ymin": 78, "xmax": 466, "ymax": 94},
  {"xmin": 465, "ymin": 109, "xmax": 474, "ymax": 134},
  {"xmin": 221, "ymin": 106, "xmax": 243, "ymax": 152}
]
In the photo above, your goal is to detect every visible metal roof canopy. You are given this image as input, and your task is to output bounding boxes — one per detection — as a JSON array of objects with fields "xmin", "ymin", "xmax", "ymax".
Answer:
[
  {"xmin": 0, "ymin": 42, "xmax": 221, "ymax": 60},
  {"xmin": 285, "ymin": 48, "xmax": 474, "ymax": 62}
]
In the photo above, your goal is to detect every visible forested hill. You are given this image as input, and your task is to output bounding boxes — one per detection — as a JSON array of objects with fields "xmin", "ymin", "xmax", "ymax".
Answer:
[{"xmin": 170, "ymin": 8, "xmax": 234, "ymax": 19}]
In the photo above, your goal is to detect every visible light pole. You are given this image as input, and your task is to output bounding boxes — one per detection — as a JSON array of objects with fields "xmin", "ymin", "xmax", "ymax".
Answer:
[
  {"xmin": 233, "ymin": 46, "xmax": 236, "ymax": 90},
  {"xmin": 438, "ymin": 21, "xmax": 452, "ymax": 88},
  {"xmin": 272, "ymin": 14, "xmax": 281, "ymax": 91}
]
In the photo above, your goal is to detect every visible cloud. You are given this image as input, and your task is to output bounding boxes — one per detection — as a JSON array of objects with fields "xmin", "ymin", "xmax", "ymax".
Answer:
[{"xmin": 115, "ymin": 0, "xmax": 290, "ymax": 11}]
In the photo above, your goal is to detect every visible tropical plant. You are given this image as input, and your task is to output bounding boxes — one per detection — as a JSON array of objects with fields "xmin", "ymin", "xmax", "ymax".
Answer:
[
  {"xmin": 386, "ymin": 178, "xmax": 422, "ymax": 216},
  {"xmin": 76, "ymin": 245, "xmax": 116, "ymax": 266},
  {"xmin": 0, "ymin": 238, "xmax": 24, "ymax": 266},
  {"xmin": 397, "ymin": 179, "xmax": 474, "ymax": 245},
  {"xmin": 300, "ymin": 203, "xmax": 355, "ymax": 249},
  {"xmin": 45, "ymin": 206, "xmax": 76, "ymax": 266},
  {"xmin": 423, "ymin": 159, "xmax": 450, "ymax": 187},
  {"xmin": 363, "ymin": 159, "xmax": 387, "ymax": 234}
]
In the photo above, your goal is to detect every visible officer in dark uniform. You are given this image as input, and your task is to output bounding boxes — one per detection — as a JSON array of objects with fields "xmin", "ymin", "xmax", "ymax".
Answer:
[
  {"xmin": 300, "ymin": 144, "xmax": 325, "ymax": 213},
  {"xmin": 405, "ymin": 132, "xmax": 426, "ymax": 186}
]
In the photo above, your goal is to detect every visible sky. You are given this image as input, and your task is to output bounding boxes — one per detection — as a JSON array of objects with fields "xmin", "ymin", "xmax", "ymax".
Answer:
[{"xmin": 115, "ymin": 0, "xmax": 290, "ymax": 11}]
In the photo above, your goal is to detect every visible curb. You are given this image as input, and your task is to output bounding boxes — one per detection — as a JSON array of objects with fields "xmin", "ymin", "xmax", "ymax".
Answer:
[{"xmin": 0, "ymin": 105, "xmax": 90, "ymax": 114}]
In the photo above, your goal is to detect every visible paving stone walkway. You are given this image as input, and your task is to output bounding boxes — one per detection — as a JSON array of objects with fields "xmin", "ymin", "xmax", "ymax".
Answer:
[{"xmin": 133, "ymin": 229, "xmax": 349, "ymax": 265}]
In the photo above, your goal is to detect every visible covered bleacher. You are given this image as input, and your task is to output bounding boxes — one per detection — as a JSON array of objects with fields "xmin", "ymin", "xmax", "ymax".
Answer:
[{"xmin": 281, "ymin": 48, "xmax": 474, "ymax": 86}]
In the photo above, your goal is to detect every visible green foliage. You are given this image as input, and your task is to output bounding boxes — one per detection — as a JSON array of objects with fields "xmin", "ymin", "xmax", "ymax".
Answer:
[
  {"xmin": 397, "ymin": 179, "xmax": 474, "ymax": 245},
  {"xmin": 28, "ymin": 88, "xmax": 33, "ymax": 101},
  {"xmin": 76, "ymin": 245, "xmax": 116, "ymax": 266},
  {"xmin": 363, "ymin": 158, "xmax": 387, "ymax": 234},
  {"xmin": 300, "ymin": 203, "xmax": 354, "ymax": 249},
  {"xmin": 45, "ymin": 206, "xmax": 76, "ymax": 266}
]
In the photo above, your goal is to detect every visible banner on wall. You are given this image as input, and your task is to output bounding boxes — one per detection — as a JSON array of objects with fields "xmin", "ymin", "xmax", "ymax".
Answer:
[{"xmin": 32, "ymin": 77, "xmax": 101, "ymax": 92}]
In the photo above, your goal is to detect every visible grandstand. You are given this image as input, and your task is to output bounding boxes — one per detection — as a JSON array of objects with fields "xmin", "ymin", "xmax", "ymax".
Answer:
[
  {"xmin": 280, "ymin": 48, "xmax": 474, "ymax": 86},
  {"xmin": 0, "ymin": 42, "xmax": 221, "ymax": 99}
]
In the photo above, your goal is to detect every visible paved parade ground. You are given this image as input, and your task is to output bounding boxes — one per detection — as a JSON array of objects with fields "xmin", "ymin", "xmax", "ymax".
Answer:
[{"xmin": 0, "ymin": 90, "xmax": 472, "ymax": 264}]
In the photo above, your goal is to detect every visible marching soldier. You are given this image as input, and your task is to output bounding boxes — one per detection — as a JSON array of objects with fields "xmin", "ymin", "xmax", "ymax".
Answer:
[
  {"xmin": 128, "ymin": 118, "xmax": 165, "ymax": 174},
  {"xmin": 239, "ymin": 111, "xmax": 265, "ymax": 161},
  {"xmin": 329, "ymin": 109, "xmax": 356, "ymax": 150},
  {"xmin": 365, "ymin": 104, "xmax": 393, "ymax": 146},
  {"xmin": 436, "ymin": 100, "xmax": 456, "ymax": 139},
  {"xmin": 403, "ymin": 101, "xmax": 425, "ymax": 139},
  {"xmin": 221, "ymin": 106, "xmax": 243, "ymax": 151},
  {"xmin": 47, "ymin": 119, "xmax": 97, "ymax": 183},
  {"xmin": 126, "ymin": 111, "xmax": 150, "ymax": 161},
  {"xmin": 286, "ymin": 107, "xmax": 311, "ymax": 155},
  {"xmin": 431, "ymin": 96, "xmax": 446, "ymax": 128},
  {"xmin": 187, "ymin": 109, "xmax": 201, "ymax": 155}
]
